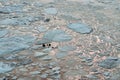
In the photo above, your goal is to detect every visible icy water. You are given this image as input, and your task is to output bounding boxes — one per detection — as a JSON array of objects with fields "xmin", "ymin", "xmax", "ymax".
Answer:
[{"xmin": 0, "ymin": 0, "xmax": 120, "ymax": 80}]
